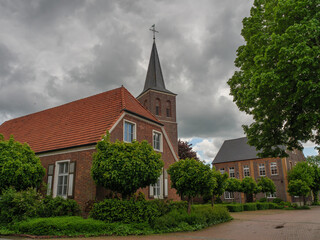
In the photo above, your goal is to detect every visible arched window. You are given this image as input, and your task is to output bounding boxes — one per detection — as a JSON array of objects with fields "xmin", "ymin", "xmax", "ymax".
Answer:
[
  {"xmin": 155, "ymin": 98, "xmax": 161, "ymax": 116},
  {"xmin": 166, "ymin": 100, "xmax": 171, "ymax": 117},
  {"xmin": 144, "ymin": 99, "xmax": 148, "ymax": 110}
]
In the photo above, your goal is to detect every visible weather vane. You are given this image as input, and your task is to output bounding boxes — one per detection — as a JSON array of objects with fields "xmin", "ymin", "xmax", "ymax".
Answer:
[{"xmin": 149, "ymin": 24, "xmax": 159, "ymax": 41}]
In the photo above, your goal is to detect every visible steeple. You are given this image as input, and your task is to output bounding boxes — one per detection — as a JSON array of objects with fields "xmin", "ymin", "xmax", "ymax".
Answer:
[{"xmin": 139, "ymin": 41, "xmax": 175, "ymax": 97}]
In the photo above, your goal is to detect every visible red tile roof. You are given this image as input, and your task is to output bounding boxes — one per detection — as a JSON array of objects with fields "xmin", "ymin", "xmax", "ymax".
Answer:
[{"xmin": 0, "ymin": 87, "xmax": 160, "ymax": 153}]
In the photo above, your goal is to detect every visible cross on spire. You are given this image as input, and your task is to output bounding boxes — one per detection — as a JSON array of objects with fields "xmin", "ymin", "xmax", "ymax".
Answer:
[{"xmin": 149, "ymin": 24, "xmax": 159, "ymax": 41}]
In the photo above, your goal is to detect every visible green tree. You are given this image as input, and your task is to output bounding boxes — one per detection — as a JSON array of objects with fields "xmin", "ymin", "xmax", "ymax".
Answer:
[
  {"xmin": 241, "ymin": 177, "xmax": 260, "ymax": 203},
  {"xmin": 288, "ymin": 179, "xmax": 310, "ymax": 206},
  {"xmin": 211, "ymin": 169, "xmax": 228, "ymax": 207},
  {"xmin": 257, "ymin": 177, "xmax": 276, "ymax": 200},
  {"xmin": 228, "ymin": 0, "xmax": 320, "ymax": 157},
  {"xmin": 91, "ymin": 133, "xmax": 163, "ymax": 200},
  {"xmin": 306, "ymin": 156, "xmax": 320, "ymax": 202},
  {"xmin": 225, "ymin": 177, "xmax": 242, "ymax": 202},
  {"xmin": 168, "ymin": 158, "xmax": 216, "ymax": 213},
  {"xmin": 0, "ymin": 135, "xmax": 45, "ymax": 193}
]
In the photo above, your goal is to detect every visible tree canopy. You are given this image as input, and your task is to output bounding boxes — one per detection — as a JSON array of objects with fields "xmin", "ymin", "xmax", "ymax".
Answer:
[
  {"xmin": 225, "ymin": 177, "xmax": 242, "ymax": 194},
  {"xmin": 168, "ymin": 158, "xmax": 216, "ymax": 213},
  {"xmin": 0, "ymin": 135, "xmax": 45, "ymax": 193},
  {"xmin": 257, "ymin": 177, "xmax": 276, "ymax": 195},
  {"xmin": 228, "ymin": 0, "xmax": 320, "ymax": 157},
  {"xmin": 241, "ymin": 177, "xmax": 260, "ymax": 202},
  {"xmin": 91, "ymin": 133, "xmax": 163, "ymax": 199},
  {"xmin": 178, "ymin": 139, "xmax": 199, "ymax": 161}
]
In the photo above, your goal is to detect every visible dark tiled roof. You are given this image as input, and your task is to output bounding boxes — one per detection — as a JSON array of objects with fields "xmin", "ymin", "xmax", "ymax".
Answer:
[
  {"xmin": 0, "ymin": 87, "xmax": 160, "ymax": 153},
  {"xmin": 213, "ymin": 137, "xmax": 261, "ymax": 163},
  {"xmin": 139, "ymin": 42, "xmax": 175, "ymax": 97}
]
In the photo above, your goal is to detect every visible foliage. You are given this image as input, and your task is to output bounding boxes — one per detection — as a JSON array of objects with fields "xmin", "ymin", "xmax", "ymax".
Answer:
[
  {"xmin": 258, "ymin": 197, "xmax": 267, "ymax": 202},
  {"xmin": 272, "ymin": 197, "xmax": 284, "ymax": 204},
  {"xmin": 241, "ymin": 177, "xmax": 260, "ymax": 202},
  {"xmin": 228, "ymin": 0, "xmax": 320, "ymax": 157},
  {"xmin": 306, "ymin": 156, "xmax": 320, "ymax": 202},
  {"xmin": 168, "ymin": 158, "xmax": 216, "ymax": 213},
  {"xmin": 0, "ymin": 188, "xmax": 41, "ymax": 224},
  {"xmin": 256, "ymin": 202, "xmax": 269, "ymax": 210},
  {"xmin": 0, "ymin": 135, "xmax": 45, "ymax": 193},
  {"xmin": 287, "ymin": 179, "xmax": 310, "ymax": 200},
  {"xmin": 37, "ymin": 196, "xmax": 81, "ymax": 217},
  {"xmin": 288, "ymin": 162, "xmax": 314, "ymax": 186},
  {"xmin": 178, "ymin": 139, "xmax": 199, "ymax": 161},
  {"xmin": 212, "ymin": 169, "xmax": 229, "ymax": 197},
  {"xmin": 257, "ymin": 177, "xmax": 276, "ymax": 195},
  {"xmin": 243, "ymin": 203, "xmax": 258, "ymax": 211},
  {"xmin": 225, "ymin": 204, "xmax": 244, "ymax": 212},
  {"xmin": 225, "ymin": 177, "xmax": 242, "ymax": 194},
  {"xmin": 91, "ymin": 132, "xmax": 163, "ymax": 199}
]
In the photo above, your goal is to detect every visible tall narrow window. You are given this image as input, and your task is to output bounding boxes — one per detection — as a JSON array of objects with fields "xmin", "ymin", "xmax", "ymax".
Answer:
[
  {"xmin": 270, "ymin": 162, "xmax": 278, "ymax": 175},
  {"xmin": 243, "ymin": 165, "xmax": 250, "ymax": 177},
  {"xmin": 57, "ymin": 162, "xmax": 68, "ymax": 197},
  {"xmin": 155, "ymin": 99, "xmax": 161, "ymax": 116},
  {"xmin": 166, "ymin": 100, "xmax": 171, "ymax": 117},
  {"xmin": 229, "ymin": 167, "xmax": 235, "ymax": 178},
  {"xmin": 124, "ymin": 121, "xmax": 135, "ymax": 142},
  {"xmin": 259, "ymin": 163, "xmax": 266, "ymax": 176},
  {"xmin": 153, "ymin": 131, "xmax": 162, "ymax": 151}
]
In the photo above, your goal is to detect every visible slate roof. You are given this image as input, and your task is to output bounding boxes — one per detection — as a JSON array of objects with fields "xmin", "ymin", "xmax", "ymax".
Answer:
[
  {"xmin": 0, "ymin": 87, "xmax": 160, "ymax": 153},
  {"xmin": 139, "ymin": 41, "xmax": 175, "ymax": 97},
  {"xmin": 213, "ymin": 137, "xmax": 261, "ymax": 164}
]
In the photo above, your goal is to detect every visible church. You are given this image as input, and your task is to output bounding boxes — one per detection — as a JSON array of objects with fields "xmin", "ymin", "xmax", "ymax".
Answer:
[{"xmin": 0, "ymin": 38, "xmax": 180, "ymax": 210}]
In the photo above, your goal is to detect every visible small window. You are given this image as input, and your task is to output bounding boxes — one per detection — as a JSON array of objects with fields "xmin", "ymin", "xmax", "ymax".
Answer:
[
  {"xmin": 57, "ymin": 162, "xmax": 69, "ymax": 197},
  {"xmin": 243, "ymin": 165, "xmax": 250, "ymax": 177},
  {"xmin": 124, "ymin": 120, "xmax": 136, "ymax": 142},
  {"xmin": 270, "ymin": 162, "xmax": 278, "ymax": 175},
  {"xmin": 219, "ymin": 168, "xmax": 225, "ymax": 174},
  {"xmin": 224, "ymin": 191, "xmax": 234, "ymax": 199},
  {"xmin": 166, "ymin": 100, "xmax": 171, "ymax": 117},
  {"xmin": 153, "ymin": 131, "xmax": 162, "ymax": 151},
  {"xmin": 266, "ymin": 192, "xmax": 277, "ymax": 198},
  {"xmin": 259, "ymin": 163, "xmax": 266, "ymax": 176},
  {"xmin": 229, "ymin": 167, "xmax": 235, "ymax": 178},
  {"xmin": 155, "ymin": 99, "xmax": 161, "ymax": 116}
]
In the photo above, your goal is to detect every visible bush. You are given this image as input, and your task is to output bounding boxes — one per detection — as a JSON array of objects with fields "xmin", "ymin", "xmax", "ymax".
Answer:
[
  {"xmin": 258, "ymin": 197, "xmax": 267, "ymax": 202},
  {"xmin": 268, "ymin": 202, "xmax": 280, "ymax": 209},
  {"xmin": 256, "ymin": 202, "xmax": 269, "ymax": 210},
  {"xmin": 37, "ymin": 196, "xmax": 81, "ymax": 217},
  {"xmin": 243, "ymin": 203, "xmax": 257, "ymax": 211},
  {"xmin": 272, "ymin": 198, "xmax": 283, "ymax": 203},
  {"xmin": 90, "ymin": 198, "xmax": 160, "ymax": 223},
  {"xmin": 0, "ymin": 188, "xmax": 41, "ymax": 224},
  {"xmin": 225, "ymin": 204, "xmax": 244, "ymax": 212},
  {"xmin": 149, "ymin": 199, "xmax": 188, "ymax": 216}
]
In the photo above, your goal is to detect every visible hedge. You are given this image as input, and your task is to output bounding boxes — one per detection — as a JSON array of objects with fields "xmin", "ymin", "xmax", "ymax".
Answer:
[
  {"xmin": 225, "ymin": 204, "xmax": 244, "ymax": 212},
  {"xmin": 243, "ymin": 203, "xmax": 257, "ymax": 211}
]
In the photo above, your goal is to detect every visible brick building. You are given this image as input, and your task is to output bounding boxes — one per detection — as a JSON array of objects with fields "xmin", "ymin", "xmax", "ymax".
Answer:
[
  {"xmin": 0, "ymin": 40, "xmax": 180, "ymax": 210},
  {"xmin": 212, "ymin": 137, "xmax": 305, "ymax": 203}
]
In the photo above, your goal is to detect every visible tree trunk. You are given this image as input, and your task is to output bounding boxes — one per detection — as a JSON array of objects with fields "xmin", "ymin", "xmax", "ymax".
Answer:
[
  {"xmin": 312, "ymin": 190, "xmax": 319, "ymax": 203},
  {"xmin": 187, "ymin": 196, "xmax": 191, "ymax": 214},
  {"xmin": 211, "ymin": 195, "xmax": 215, "ymax": 208}
]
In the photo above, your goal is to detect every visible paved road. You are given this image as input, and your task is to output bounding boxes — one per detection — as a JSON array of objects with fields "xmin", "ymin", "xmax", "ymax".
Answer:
[{"xmin": 3, "ymin": 206, "xmax": 320, "ymax": 240}]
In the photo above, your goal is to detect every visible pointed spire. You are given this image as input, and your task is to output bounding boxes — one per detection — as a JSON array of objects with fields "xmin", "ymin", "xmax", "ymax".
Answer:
[{"xmin": 139, "ymin": 41, "xmax": 175, "ymax": 96}]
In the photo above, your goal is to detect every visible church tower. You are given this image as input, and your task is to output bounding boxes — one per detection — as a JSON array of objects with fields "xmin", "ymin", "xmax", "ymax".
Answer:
[{"xmin": 137, "ymin": 36, "xmax": 178, "ymax": 153}]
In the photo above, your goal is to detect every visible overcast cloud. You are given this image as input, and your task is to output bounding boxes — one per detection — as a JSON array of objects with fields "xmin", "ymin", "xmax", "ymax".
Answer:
[{"xmin": 2, "ymin": 0, "xmax": 313, "ymax": 163}]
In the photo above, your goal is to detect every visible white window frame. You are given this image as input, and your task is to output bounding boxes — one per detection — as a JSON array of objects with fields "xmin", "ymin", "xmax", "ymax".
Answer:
[
  {"xmin": 266, "ymin": 192, "xmax": 277, "ymax": 198},
  {"xmin": 259, "ymin": 163, "xmax": 266, "ymax": 176},
  {"xmin": 53, "ymin": 160, "xmax": 70, "ymax": 198},
  {"xmin": 219, "ymin": 168, "xmax": 225, "ymax": 174},
  {"xmin": 152, "ymin": 130, "xmax": 163, "ymax": 152},
  {"xmin": 123, "ymin": 120, "xmax": 136, "ymax": 143},
  {"xmin": 229, "ymin": 167, "xmax": 235, "ymax": 178},
  {"xmin": 270, "ymin": 162, "xmax": 278, "ymax": 175},
  {"xmin": 224, "ymin": 191, "xmax": 234, "ymax": 199},
  {"xmin": 152, "ymin": 172, "xmax": 164, "ymax": 199},
  {"xmin": 243, "ymin": 165, "xmax": 250, "ymax": 177}
]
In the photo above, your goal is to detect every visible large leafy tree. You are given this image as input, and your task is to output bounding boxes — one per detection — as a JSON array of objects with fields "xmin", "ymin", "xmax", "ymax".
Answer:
[
  {"xmin": 225, "ymin": 177, "xmax": 242, "ymax": 201},
  {"xmin": 288, "ymin": 179, "xmax": 310, "ymax": 205},
  {"xmin": 91, "ymin": 133, "xmax": 163, "ymax": 200},
  {"xmin": 211, "ymin": 169, "xmax": 229, "ymax": 206},
  {"xmin": 0, "ymin": 135, "xmax": 45, "ymax": 193},
  {"xmin": 306, "ymin": 155, "xmax": 320, "ymax": 202},
  {"xmin": 241, "ymin": 177, "xmax": 261, "ymax": 202},
  {"xmin": 178, "ymin": 139, "xmax": 199, "ymax": 161},
  {"xmin": 228, "ymin": 0, "xmax": 320, "ymax": 157},
  {"xmin": 168, "ymin": 158, "xmax": 216, "ymax": 213}
]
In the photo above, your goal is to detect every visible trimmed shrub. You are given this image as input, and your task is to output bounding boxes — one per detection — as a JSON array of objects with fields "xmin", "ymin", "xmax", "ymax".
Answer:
[
  {"xmin": 243, "ymin": 203, "xmax": 257, "ymax": 211},
  {"xmin": 258, "ymin": 197, "xmax": 267, "ymax": 202},
  {"xmin": 37, "ymin": 196, "xmax": 81, "ymax": 217},
  {"xmin": 268, "ymin": 202, "xmax": 280, "ymax": 209},
  {"xmin": 256, "ymin": 202, "xmax": 269, "ymax": 210},
  {"xmin": 272, "ymin": 198, "xmax": 283, "ymax": 204},
  {"xmin": 90, "ymin": 198, "xmax": 160, "ymax": 223},
  {"xmin": 0, "ymin": 188, "xmax": 41, "ymax": 224},
  {"xmin": 225, "ymin": 204, "xmax": 244, "ymax": 212}
]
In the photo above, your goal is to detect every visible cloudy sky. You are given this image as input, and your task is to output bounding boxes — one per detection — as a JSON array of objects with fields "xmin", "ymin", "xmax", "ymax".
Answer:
[{"xmin": 0, "ymin": 0, "xmax": 317, "ymax": 163}]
